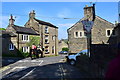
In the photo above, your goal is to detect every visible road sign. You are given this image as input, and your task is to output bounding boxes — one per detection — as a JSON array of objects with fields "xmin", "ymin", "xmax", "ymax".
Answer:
[{"xmin": 81, "ymin": 20, "xmax": 94, "ymax": 33}]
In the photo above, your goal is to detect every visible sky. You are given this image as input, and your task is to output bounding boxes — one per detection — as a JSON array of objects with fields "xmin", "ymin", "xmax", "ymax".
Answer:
[{"xmin": 1, "ymin": 2, "xmax": 118, "ymax": 40}]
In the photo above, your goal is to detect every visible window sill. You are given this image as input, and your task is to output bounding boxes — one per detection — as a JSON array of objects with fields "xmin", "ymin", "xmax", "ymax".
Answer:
[
  {"xmin": 45, "ymin": 43, "xmax": 49, "ymax": 44},
  {"xmin": 45, "ymin": 32, "xmax": 49, "ymax": 34},
  {"xmin": 22, "ymin": 40, "xmax": 29, "ymax": 42},
  {"xmin": 45, "ymin": 52, "xmax": 49, "ymax": 54},
  {"xmin": 9, "ymin": 49, "xmax": 14, "ymax": 50}
]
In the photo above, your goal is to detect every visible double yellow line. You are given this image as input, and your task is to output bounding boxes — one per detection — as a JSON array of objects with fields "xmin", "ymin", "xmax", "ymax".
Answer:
[{"xmin": 0, "ymin": 66, "xmax": 10, "ymax": 72}]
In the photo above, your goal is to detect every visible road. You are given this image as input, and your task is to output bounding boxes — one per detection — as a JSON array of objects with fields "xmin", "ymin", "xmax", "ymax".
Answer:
[{"xmin": 1, "ymin": 55, "xmax": 86, "ymax": 80}]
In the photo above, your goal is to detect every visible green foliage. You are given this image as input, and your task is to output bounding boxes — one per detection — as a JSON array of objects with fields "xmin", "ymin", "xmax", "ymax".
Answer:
[
  {"xmin": 62, "ymin": 47, "xmax": 69, "ymax": 51},
  {"xmin": 27, "ymin": 35, "xmax": 40, "ymax": 48},
  {"xmin": 0, "ymin": 28, "xmax": 6, "ymax": 30},
  {"xmin": 18, "ymin": 48, "xmax": 29, "ymax": 58}
]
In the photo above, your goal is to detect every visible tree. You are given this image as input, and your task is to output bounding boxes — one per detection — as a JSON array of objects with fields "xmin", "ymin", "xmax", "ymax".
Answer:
[
  {"xmin": 27, "ymin": 35, "xmax": 40, "ymax": 48},
  {"xmin": 0, "ymin": 28, "xmax": 6, "ymax": 30},
  {"xmin": 62, "ymin": 47, "xmax": 69, "ymax": 51}
]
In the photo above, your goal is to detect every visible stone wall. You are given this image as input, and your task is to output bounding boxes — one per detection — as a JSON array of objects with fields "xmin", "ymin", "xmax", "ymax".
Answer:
[
  {"xmin": 68, "ymin": 16, "xmax": 117, "ymax": 53},
  {"xmin": 25, "ymin": 18, "xmax": 58, "ymax": 56}
]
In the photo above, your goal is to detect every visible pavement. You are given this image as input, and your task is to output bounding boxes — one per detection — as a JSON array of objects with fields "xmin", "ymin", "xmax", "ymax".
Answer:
[{"xmin": 1, "ymin": 55, "xmax": 87, "ymax": 80}]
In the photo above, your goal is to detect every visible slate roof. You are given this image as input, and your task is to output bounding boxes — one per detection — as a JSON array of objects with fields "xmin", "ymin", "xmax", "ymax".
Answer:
[
  {"xmin": 34, "ymin": 18, "xmax": 58, "ymax": 28},
  {"xmin": 1, "ymin": 30, "xmax": 16, "ymax": 37},
  {"xmin": 67, "ymin": 16, "xmax": 114, "ymax": 31},
  {"xmin": 12, "ymin": 25, "xmax": 39, "ymax": 35}
]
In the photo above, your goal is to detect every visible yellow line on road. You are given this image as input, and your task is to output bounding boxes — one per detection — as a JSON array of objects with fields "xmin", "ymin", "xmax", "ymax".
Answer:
[
  {"xmin": 0, "ymin": 66, "xmax": 10, "ymax": 72},
  {"xmin": 59, "ymin": 58, "xmax": 66, "ymax": 62}
]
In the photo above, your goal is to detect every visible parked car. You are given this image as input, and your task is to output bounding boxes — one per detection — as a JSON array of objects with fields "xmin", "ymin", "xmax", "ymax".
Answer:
[
  {"xmin": 66, "ymin": 49, "xmax": 88, "ymax": 65},
  {"xmin": 59, "ymin": 51, "xmax": 68, "ymax": 54}
]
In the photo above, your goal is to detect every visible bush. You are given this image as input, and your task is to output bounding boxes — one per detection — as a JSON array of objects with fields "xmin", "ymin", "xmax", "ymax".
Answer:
[
  {"xmin": 62, "ymin": 47, "xmax": 69, "ymax": 51},
  {"xmin": 18, "ymin": 48, "xmax": 29, "ymax": 58}
]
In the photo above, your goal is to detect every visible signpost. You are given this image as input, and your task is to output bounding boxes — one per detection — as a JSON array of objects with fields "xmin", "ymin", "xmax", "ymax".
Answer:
[{"xmin": 82, "ymin": 20, "xmax": 94, "ymax": 57}]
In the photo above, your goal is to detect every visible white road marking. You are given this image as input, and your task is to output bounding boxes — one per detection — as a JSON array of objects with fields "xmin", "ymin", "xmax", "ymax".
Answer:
[
  {"xmin": 18, "ymin": 68, "xmax": 36, "ymax": 80},
  {"xmin": 18, "ymin": 60, "xmax": 43, "ymax": 80},
  {"xmin": 3, "ymin": 66, "xmax": 27, "ymax": 78},
  {"xmin": 39, "ymin": 60, "xmax": 43, "ymax": 65},
  {"xmin": 18, "ymin": 60, "xmax": 43, "ymax": 62},
  {"xmin": 4, "ymin": 66, "xmax": 27, "ymax": 76}
]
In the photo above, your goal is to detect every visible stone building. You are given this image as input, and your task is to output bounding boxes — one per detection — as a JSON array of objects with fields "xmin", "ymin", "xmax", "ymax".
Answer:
[
  {"xmin": 2, "ymin": 15, "xmax": 39, "ymax": 54},
  {"xmin": 58, "ymin": 39, "xmax": 68, "ymax": 52},
  {"xmin": 25, "ymin": 10, "xmax": 58, "ymax": 56},
  {"xmin": 67, "ymin": 5, "xmax": 119, "ymax": 53}
]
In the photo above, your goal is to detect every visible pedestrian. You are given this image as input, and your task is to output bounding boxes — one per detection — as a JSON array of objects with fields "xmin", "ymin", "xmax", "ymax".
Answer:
[
  {"xmin": 32, "ymin": 43, "xmax": 37, "ymax": 59},
  {"xmin": 30, "ymin": 48, "xmax": 33, "ymax": 60},
  {"xmin": 38, "ymin": 45, "xmax": 44, "ymax": 58},
  {"xmin": 105, "ymin": 43, "xmax": 120, "ymax": 80},
  {"xmin": 36, "ymin": 45, "xmax": 41, "ymax": 58}
]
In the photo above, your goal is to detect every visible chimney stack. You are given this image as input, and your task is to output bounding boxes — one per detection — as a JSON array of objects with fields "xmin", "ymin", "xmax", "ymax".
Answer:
[
  {"xmin": 29, "ymin": 10, "xmax": 35, "ymax": 19},
  {"xmin": 84, "ymin": 4, "xmax": 95, "ymax": 21},
  {"xmin": 9, "ymin": 14, "xmax": 15, "ymax": 26}
]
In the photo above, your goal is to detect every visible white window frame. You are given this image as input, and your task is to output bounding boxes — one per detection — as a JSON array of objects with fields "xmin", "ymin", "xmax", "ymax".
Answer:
[
  {"xmin": 22, "ymin": 34, "xmax": 29, "ymax": 42},
  {"xmin": 22, "ymin": 46, "xmax": 29, "ymax": 53},
  {"xmin": 45, "ymin": 35, "xmax": 49, "ymax": 44},
  {"xmin": 106, "ymin": 29, "xmax": 117, "ymax": 37},
  {"xmin": 45, "ymin": 35, "xmax": 49, "ymax": 39},
  {"xmin": 52, "ymin": 36, "xmax": 55, "ymax": 41},
  {"xmin": 9, "ymin": 43, "xmax": 14, "ymax": 50},
  {"xmin": 74, "ymin": 32, "xmax": 78, "ymax": 38},
  {"xmin": 79, "ymin": 31, "xmax": 86, "ymax": 38},
  {"xmin": 45, "ymin": 39, "xmax": 49, "ymax": 44},
  {"xmin": 74, "ymin": 31, "xmax": 86, "ymax": 38},
  {"xmin": 45, "ymin": 47, "xmax": 49, "ymax": 54}
]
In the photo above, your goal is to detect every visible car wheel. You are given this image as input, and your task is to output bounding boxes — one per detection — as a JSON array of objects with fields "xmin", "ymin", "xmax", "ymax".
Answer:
[{"xmin": 70, "ymin": 60, "xmax": 76, "ymax": 66}]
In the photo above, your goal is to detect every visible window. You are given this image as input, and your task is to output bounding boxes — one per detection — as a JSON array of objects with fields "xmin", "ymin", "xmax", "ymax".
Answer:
[
  {"xmin": 45, "ymin": 39, "xmax": 49, "ymax": 44},
  {"xmin": 107, "ymin": 30, "xmax": 111, "ymax": 37},
  {"xmin": 45, "ymin": 47, "xmax": 49, "ymax": 54},
  {"xmin": 22, "ymin": 47, "xmax": 29, "ymax": 53},
  {"xmin": 52, "ymin": 36, "xmax": 55, "ymax": 41},
  {"xmin": 52, "ymin": 46, "xmax": 54, "ymax": 54},
  {"xmin": 80, "ymin": 32, "xmax": 82, "ymax": 37},
  {"xmin": 75, "ymin": 32, "xmax": 78, "ymax": 38},
  {"xmin": 45, "ymin": 35, "xmax": 49, "ymax": 39},
  {"xmin": 74, "ymin": 31, "xmax": 86, "ymax": 38},
  {"xmin": 45, "ymin": 26, "xmax": 49, "ymax": 33},
  {"xmin": 106, "ymin": 29, "xmax": 117, "ymax": 37},
  {"xmin": 9, "ymin": 44, "xmax": 14, "ymax": 50},
  {"xmin": 22, "ymin": 35, "xmax": 29, "ymax": 41},
  {"xmin": 45, "ymin": 35, "xmax": 49, "ymax": 44}
]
